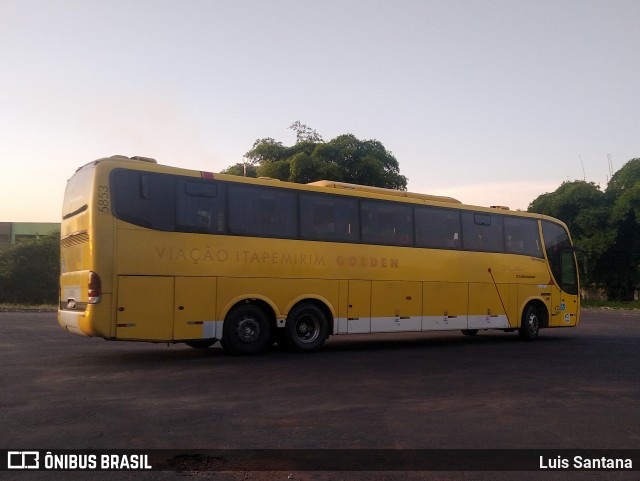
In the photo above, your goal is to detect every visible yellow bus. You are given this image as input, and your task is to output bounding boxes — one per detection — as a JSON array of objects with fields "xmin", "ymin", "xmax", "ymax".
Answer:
[{"xmin": 58, "ymin": 155, "xmax": 580, "ymax": 354}]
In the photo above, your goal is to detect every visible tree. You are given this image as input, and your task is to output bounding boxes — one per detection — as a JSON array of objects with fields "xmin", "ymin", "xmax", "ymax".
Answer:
[
  {"xmin": 289, "ymin": 121, "xmax": 323, "ymax": 143},
  {"xmin": 225, "ymin": 122, "xmax": 408, "ymax": 190},
  {"xmin": 220, "ymin": 162, "xmax": 258, "ymax": 178},
  {"xmin": 528, "ymin": 181, "xmax": 605, "ymax": 239},
  {"xmin": 0, "ymin": 233, "xmax": 60, "ymax": 304},
  {"xmin": 528, "ymin": 158, "xmax": 640, "ymax": 301},
  {"xmin": 600, "ymin": 158, "xmax": 640, "ymax": 300}
]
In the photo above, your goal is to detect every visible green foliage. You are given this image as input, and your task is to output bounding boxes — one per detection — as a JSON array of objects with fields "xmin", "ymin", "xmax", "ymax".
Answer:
[
  {"xmin": 529, "ymin": 158, "xmax": 640, "ymax": 301},
  {"xmin": 600, "ymin": 159, "xmax": 640, "ymax": 301},
  {"xmin": 220, "ymin": 162, "xmax": 258, "ymax": 178},
  {"xmin": 581, "ymin": 299, "xmax": 640, "ymax": 310},
  {"xmin": 229, "ymin": 122, "xmax": 408, "ymax": 190},
  {"xmin": 290, "ymin": 121, "xmax": 323, "ymax": 143},
  {"xmin": 528, "ymin": 181, "xmax": 604, "ymax": 238},
  {"xmin": 606, "ymin": 158, "xmax": 640, "ymax": 199},
  {"xmin": 0, "ymin": 234, "xmax": 59, "ymax": 304}
]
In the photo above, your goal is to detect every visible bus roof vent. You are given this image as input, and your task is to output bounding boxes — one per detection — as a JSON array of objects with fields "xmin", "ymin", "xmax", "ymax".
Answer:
[
  {"xmin": 130, "ymin": 156, "xmax": 157, "ymax": 163},
  {"xmin": 490, "ymin": 205, "xmax": 510, "ymax": 210}
]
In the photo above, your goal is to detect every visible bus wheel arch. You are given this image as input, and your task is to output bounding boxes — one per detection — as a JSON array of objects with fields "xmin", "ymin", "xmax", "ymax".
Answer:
[
  {"xmin": 221, "ymin": 299, "xmax": 276, "ymax": 355},
  {"xmin": 518, "ymin": 300, "xmax": 548, "ymax": 341},
  {"xmin": 280, "ymin": 299, "xmax": 332, "ymax": 352}
]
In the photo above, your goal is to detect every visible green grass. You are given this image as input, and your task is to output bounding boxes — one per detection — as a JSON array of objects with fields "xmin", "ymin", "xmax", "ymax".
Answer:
[{"xmin": 582, "ymin": 299, "xmax": 640, "ymax": 310}]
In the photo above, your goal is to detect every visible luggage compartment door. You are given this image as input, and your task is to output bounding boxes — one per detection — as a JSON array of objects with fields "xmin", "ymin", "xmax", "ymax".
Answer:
[{"xmin": 116, "ymin": 276, "xmax": 174, "ymax": 341}]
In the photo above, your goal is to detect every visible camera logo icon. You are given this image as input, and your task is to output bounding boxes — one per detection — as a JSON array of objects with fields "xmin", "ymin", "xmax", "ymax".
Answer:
[{"xmin": 8, "ymin": 451, "xmax": 40, "ymax": 469}]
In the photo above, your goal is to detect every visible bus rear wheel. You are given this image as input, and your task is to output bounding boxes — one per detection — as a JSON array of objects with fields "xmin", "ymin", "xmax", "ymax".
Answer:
[
  {"xmin": 281, "ymin": 303, "xmax": 329, "ymax": 352},
  {"xmin": 518, "ymin": 304, "xmax": 540, "ymax": 341},
  {"xmin": 222, "ymin": 304, "xmax": 271, "ymax": 355},
  {"xmin": 461, "ymin": 329, "xmax": 479, "ymax": 336}
]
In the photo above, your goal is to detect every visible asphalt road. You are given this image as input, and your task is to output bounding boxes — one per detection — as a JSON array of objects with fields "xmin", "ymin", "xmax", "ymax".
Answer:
[{"xmin": 1, "ymin": 309, "xmax": 639, "ymax": 481}]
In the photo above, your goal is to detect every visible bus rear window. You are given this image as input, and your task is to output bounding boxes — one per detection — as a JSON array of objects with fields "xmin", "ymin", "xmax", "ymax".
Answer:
[
  {"xmin": 111, "ymin": 169, "xmax": 175, "ymax": 231},
  {"xmin": 62, "ymin": 166, "xmax": 93, "ymax": 220}
]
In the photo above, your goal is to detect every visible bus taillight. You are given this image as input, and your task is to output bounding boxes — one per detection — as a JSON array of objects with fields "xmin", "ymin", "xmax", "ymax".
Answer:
[{"xmin": 88, "ymin": 271, "xmax": 102, "ymax": 304}]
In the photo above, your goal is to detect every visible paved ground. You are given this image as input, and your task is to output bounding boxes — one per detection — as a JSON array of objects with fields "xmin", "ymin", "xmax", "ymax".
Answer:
[{"xmin": 1, "ymin": 308, "xmax": 639, "ymax": 480}]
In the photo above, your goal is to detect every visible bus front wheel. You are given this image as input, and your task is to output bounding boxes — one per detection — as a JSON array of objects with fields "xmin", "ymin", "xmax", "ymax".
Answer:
[
  {"xmin": 222, "ymin": 305, "xmax": 271, "ymax": 355},
  {"xmin": 518, "ymin": 304, "xmax": 540, "ymax": 341},
  {"xmin": 281, "ymin": 303, "xmax": 329, "ymax": 352}
]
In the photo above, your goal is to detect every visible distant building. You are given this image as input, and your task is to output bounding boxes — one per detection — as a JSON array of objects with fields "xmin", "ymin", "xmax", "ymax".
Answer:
[{"xmin": 0, "ymin": 222, "xmax": 60, "ymax": 250}]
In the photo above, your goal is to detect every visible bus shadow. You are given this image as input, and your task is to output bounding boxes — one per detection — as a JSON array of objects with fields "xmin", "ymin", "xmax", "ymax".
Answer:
[
  {"xmin": 78, "ymin": 330, "xmax": 572, "ymax": 367},
  {"xmin": 321, "ymin": 330, "xmax": 571, "ymax": 352}
]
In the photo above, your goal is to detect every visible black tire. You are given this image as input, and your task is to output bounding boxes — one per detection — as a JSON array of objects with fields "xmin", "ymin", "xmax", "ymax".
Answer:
[
  {"xmin": 222, "ymin": 305, "xmax": 271, "ymax": 355},
  {"xmin": 281, "ymin": 303, "xmax": 329, "ymax": 352},
  {"xmin": 185, "ymin": 340, "xmax": 216, "ymax": 349},
  {"xmin": 461, "ymin": 329, "xmax": 479, "ymax": 336},
  {"xmin": 519, "ymin": 304, "xmax": 540, "ymax": 341}
]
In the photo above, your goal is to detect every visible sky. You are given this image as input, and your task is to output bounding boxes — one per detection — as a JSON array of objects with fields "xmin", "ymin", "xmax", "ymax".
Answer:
[{"xmin": 1, "ymin": 0, "xmax": 638, "ymax": 222}]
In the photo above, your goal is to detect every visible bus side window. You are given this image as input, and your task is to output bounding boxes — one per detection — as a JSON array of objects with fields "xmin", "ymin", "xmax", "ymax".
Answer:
[
  {"xmin": 415, "ymin": 206, "xmax": 461, "ymax": 249},
  {"xmin": 504, "ymin": 217, "xmax": 542, "ymax": 257},
  {"xmin": 361, "ymin": 200, "xmax": 413, "ymax": 246},
  {"xmin": 228, "ymin": 184, "xmax": 298, "ymax": 239},
  {"xmin": 300, "ymin": 193, "xmax": 359, "ymax": 243},
  {"xmin": 461, "ymin": 212, "xmax": 504, "ymax": 252},
  {"xmin": 175, "ymin": 179, "xmax": 226, "ymax": 234}
]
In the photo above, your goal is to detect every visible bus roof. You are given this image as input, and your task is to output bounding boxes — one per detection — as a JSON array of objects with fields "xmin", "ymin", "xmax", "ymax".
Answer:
[{"xmin": 307, "ymin": 180, "xmax": 462, "ymax": 204}]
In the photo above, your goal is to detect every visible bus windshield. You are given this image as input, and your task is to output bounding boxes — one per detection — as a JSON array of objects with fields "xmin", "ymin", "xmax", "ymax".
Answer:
[{"xmin": 542, "ymin": 220, "xmax": 578, "ymax": 295}]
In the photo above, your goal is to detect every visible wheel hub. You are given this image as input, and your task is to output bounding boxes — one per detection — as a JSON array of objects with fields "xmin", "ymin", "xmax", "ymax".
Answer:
[
  {"xmin": 237, "ymin": 318, "xmax": 260, "ymax": 343},
  {"xmin": 296, "ymin": 316, "xmax": 319, "ymax": 343}
]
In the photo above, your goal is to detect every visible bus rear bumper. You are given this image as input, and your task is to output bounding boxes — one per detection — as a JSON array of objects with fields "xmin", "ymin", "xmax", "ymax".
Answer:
[{"xmin": 58, "ymin": 309, "xmax": 93, "ymax": 337}]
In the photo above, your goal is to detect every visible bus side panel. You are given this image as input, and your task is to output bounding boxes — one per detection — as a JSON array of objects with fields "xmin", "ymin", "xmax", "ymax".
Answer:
[
  {"xmin": 337, "ymin": 280, "xmax": 349, "ymax": 334},
  {"xmin": 422, "ymin": 282, "xmax": 468, "ymax": 330},
  {"xmin": 116, "ymin": 276, "xmax": 174, "ymax": 341},
  {"xmin": 174, "ymin": 277, "xmax": 217, "ymax": 340},
  {"xmin": 370, "ymin": 281, "xmax": 422, "ymax": 332},
  {"xmin": 550, "ymin": 286, "xmax": 579, "ymax": 327},
  {"xmin": 506, "ymin": 283, "xmax": 519, "ymax": 328},
  {"xmin": 346, "ymin": 280, "xmax": 371, "ymax": 334},
  {"xmin": 468, "ymin": 282, "xmax": 510, "ymax": 330},
  {"xmin": 550, "ymin": 286, "xmax": 562, "ymax": 326}
]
